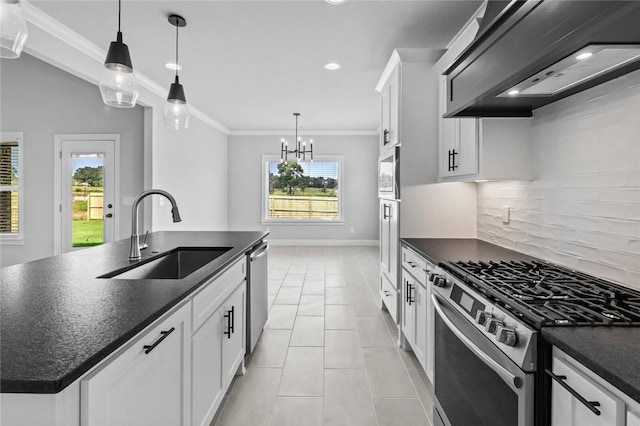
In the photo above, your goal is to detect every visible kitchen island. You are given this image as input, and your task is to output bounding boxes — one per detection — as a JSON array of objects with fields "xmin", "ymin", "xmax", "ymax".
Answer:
[{"xmin": 1, "ymin": 230, "xmax": 267, "ymax": 425}]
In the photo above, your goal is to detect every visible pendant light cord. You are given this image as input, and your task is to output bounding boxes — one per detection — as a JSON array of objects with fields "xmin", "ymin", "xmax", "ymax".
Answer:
[
  {"xmin": 118, "ymin": 0, "xmax": 121, "ymax": 32},
  {"xmin": 175, "ymin": 23, "xmax": 179, "ymax": 78}
]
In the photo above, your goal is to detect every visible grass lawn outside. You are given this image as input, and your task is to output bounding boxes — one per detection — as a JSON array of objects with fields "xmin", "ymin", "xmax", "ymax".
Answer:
[
  {"xmin": 272, "ymin": 187, "xmax": 338, "ymax": 197},
  {"xmin": 72, "ymin": 220, "xmax": 103, "ymax": 247}
]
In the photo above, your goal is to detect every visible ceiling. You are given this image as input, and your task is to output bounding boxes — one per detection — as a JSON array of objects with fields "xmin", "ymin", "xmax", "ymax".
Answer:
[{"xmin": 31, "ymin": 0, "xmax": 480, "ymax": 132}]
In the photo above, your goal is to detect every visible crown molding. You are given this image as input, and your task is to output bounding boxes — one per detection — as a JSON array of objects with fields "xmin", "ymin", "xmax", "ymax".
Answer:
[
  {"xmin": 229, "ymin": 130, "xmax": 379, "ymax": 136},
  {"xmin": 21, "ymin": 1, "xmax": 230, "ymax": 135}
]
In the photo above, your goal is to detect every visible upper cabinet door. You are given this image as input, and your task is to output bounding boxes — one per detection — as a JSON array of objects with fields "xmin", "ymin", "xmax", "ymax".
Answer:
[{"xmin": 380, "ymin": 66, "xmax": 400, "ymax": 153}]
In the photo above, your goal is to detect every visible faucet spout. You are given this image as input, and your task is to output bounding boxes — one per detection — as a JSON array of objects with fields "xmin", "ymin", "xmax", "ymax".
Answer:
[{"xmin": 129, "ymin": 189, "xmax": 182, "ymax": 260}]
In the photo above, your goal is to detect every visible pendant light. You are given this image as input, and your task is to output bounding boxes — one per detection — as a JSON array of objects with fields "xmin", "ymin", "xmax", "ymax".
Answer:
[
  {"xmin": 99, "ymin": 0, "xmax": 139, "ymax": 108},
  {"xmin": 280, "ymin": 113, "xmax": 313, "ymax": 163},
  {"xmin": 0, "ymin": 0, "xmax": 29, "ymax": 59},
  {"xmin": 163, "ymin": 14, "xmax": 189, "ymax": 130}
]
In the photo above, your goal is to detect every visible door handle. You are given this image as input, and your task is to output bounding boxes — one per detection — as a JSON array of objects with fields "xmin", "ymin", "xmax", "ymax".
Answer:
[{"xmin": 105, "ymin": 213, "xmax": 113, "ymax": 218}]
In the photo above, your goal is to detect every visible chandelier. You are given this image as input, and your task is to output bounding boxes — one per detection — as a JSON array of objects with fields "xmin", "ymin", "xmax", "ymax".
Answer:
[{"xmin": 280, "ymin": 113, "xmax": 313, "ymax": 162}]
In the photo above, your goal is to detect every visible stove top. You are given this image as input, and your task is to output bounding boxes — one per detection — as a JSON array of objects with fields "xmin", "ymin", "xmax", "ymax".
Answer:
[{"xmin": 440, "ymin": 260, "xmax": 640, "ymax": 328}]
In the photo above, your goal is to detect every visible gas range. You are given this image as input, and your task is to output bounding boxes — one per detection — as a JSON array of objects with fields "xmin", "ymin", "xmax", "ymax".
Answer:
[
  {"xmin": 431, "ymin": 258, "xmax": 640, "ymax": 426},
  {"xmin": 439, "ymin": 260, "xmax": 640, "ymax": 329}
]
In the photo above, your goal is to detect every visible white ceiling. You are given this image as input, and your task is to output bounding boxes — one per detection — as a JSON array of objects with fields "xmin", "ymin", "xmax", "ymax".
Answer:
[{"xmin": 31, "ymin": 0, "xmax": 480, "ymax": 132}]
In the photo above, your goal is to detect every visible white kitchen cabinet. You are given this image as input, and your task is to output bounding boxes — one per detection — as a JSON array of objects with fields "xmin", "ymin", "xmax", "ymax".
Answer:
[
  {"xmin": 222, "ymin": 281, "xmax": 246, "ymax": 389},
  {"xmin": 400, "ymin": 246, "xmax": 432, "ymax": 372},
  {"xmin": 380, "ymin": 67, "xmax": 399, "ymax": 152},
  {"xmin": 80, "ymin": 302, "xmax": 191, "ymax": 426},
  {"xmin": 438, "ymin": 75, "xmax": 531, "ymax": 181},
  {"xmin": 551, "ymin": 349, "xmax": 625, "ymax": 426},
  {"xmin": 628, "ymin": 410, "xmax": 640, "ymax": 426},
  {"xmin": 380, "ymin": 199, "xmax": 399, "ymax": 323},
  {"xmin": 401, "ymin": 270, "xmax": 416, "ymax": 350},
  {"xmin": 380, "ymin": 199, "xmax": 399, "ymax": 285},
  {"xmin": 191, "ymin": 258, "xmax": 247, "ymax": 426}
]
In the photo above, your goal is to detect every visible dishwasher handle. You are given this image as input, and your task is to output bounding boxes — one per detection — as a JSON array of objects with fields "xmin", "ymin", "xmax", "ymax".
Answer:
[{"xmin": 250, "ymin": 242, "xmax": 269, "ymax": 261}]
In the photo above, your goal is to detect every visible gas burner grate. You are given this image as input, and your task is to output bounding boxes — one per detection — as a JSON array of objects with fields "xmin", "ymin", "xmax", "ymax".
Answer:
[{"xmin": 441, "ymin": 260, "xmax": 640, "ymax": 327}]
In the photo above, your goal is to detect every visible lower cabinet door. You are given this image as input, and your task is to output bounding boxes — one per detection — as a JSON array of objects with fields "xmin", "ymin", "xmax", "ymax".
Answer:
[
  {"xmin": 401, "ymin": 271, "xmax": 416, "ymax": 349},
  {"xmin": 551, "ymin": 356, "xmax": 623, "ymax": 426},
  {"xmin": 222, "ymin": 281, "xmax": 246, "ymax": 389},
  {"xmin": 414, "ymin": 282, "xmax": 427, "ymax": 370},
  {"xmin": 81, "ymin": 303, "xmax": 190, "ymax": 426},
  {"xmin": 191, "ymin": 306, "xmax": 225, "ymax": 426}
]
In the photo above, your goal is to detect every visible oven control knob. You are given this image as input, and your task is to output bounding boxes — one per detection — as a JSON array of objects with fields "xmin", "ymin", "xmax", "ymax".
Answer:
[
  {"xmin": 496, "ymin": 326, "xmax": 518, "ymax": 347},
  {"xmin": 432, "ymin": 276, "xmax": 447, "ymax": 288},
  {"xmin": 485, "ymin": 318, "xmax": 503, "ymax": 334},
  {"xmin": 475, "ymin": 311, "xmax": 492, "ymax": 326}
]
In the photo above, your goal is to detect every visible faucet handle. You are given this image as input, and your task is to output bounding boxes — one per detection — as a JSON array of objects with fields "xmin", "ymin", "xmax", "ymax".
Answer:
[{"xmin": 140, "ymin": 231, "xmax": 149, "ymax": 250}]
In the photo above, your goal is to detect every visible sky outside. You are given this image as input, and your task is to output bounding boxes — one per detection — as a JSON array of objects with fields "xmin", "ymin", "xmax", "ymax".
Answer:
[{"xmin": 269, "ymin": 160, "xmax": 338, "ymax": 179}]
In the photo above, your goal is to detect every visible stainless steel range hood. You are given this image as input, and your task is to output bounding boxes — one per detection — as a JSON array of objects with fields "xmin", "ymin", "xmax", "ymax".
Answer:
[
  {"xmin": 498, "ymin": 44, "xmax": 640, "ymax": 97},
  {"xmin": 443, "ymin": 1, "xmax": 640, "ymax": 117}
]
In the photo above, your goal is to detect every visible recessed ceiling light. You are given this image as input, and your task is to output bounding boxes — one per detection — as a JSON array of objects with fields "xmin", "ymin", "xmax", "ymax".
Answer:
[
  {"xmin": 507, "ymin": 89, "xmax": 520, "ymax": 96},
  {"xmin": 324, "ymin": 63, "xmax": 341, "ymax": 71},
  {"xmin": 576, "ymin": 52, "xmax": 593, "ymax": 60},
  {"xmin": 325, "ymin": 0, "xmax": 346, "ymax": 4},
  {"xmin": 165, "ymin": 62, "xmax": 182, "ymax": 71}
]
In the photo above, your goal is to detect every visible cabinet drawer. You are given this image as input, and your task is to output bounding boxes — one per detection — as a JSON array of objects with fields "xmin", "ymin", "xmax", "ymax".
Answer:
[
  {"xmin": 381, "ymin": 273, "xmax": 398, "ymax": 324},
  {"xmin": 401, "ymin": 247, "xmax": 433, "ymax": 285},
  {"xmin": 193, "ymin": 258, "xmax": 246, "ymax": 333}
]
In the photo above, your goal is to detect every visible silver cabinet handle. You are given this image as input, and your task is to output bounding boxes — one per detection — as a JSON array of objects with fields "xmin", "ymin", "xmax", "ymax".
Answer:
[
  {"xmin": 250, "ymin": 242, "xmax": 269, "ymax": 261},
  {"xmin": 431, "ymin": 294, "xmax": 522, "ymax": 390}
]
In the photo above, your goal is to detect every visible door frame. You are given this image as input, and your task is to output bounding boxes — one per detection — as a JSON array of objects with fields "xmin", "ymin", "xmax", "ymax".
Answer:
[{"xmin": 53, "ymin": 134, "xmax": 120, "ymax": 255}]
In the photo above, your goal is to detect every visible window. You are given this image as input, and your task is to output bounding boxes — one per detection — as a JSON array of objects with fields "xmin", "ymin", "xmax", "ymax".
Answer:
[
  {"xmin": 0, "ymin": 132, "xmax": 24, "ymax": 243},
  {"xmin": 262, "ymin": 156, "xmax": 344, "ymax": 223}
]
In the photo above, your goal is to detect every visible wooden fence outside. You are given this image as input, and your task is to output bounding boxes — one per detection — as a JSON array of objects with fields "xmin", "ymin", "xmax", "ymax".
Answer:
[
  {"xmin": 88, "ymin": 193, "xmax": 104, "ymax": 220},
  {"xmin": 269, "ymin": 195, "xmax": 338, "ymax": 218}
]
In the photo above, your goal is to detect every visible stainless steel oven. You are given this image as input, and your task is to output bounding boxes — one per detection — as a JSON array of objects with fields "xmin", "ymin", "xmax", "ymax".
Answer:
[
  {"xmin": 378, "ymin": 145, "xmax": 400, "ymax": 199},
  {"xmin": 431, "ymin": 269, "xmax": 536, "ymax": 426}
]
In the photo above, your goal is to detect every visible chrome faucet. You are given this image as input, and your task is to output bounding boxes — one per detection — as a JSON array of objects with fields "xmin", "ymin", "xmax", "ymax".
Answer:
[{"xmin": 129, "ymin": 189, "xmax": 182, "ymax": 260}]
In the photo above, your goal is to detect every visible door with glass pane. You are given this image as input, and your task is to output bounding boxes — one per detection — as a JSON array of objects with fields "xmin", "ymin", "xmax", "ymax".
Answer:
[{"xmin": 55, "ymin": 135, "xmax": 119, "ymax": 254}]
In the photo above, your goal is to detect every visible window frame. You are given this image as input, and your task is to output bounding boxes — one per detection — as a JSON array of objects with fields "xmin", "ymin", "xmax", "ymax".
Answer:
[
  {"xmin": 0, "ymin": 132, "xmax": 24, "ymax": 244},
  {"xmin": 261, "ymin": 155, "xmax": 345, "ymax": 225}
]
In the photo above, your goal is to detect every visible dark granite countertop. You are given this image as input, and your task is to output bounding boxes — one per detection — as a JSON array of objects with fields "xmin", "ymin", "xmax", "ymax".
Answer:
[
  {"xmin": 0, "ymin": 231, "xmax": 268, "ymax": 394},
  {"xmin": 542, "ymin": 327, "xmax": 640, "ymax": 404},
  {"xmin": 401, "ymin": 238, "xmax": 640, "ymax": 403},
  {"xmin": 401, "ymin": 238, "xmax": 535, "ymax": 265}
]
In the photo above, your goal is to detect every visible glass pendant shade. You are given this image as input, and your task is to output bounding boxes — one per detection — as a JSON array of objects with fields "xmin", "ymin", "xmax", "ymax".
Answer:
[
  {"xmin": 0, "ymin": 0, "xmax": 29, "ymax": 59},
  {"xmin": 99, "ymin": 31, "xmax": 138, "ymax": 108},
  {"xmin": 163, "ymin": 77, "xmax": 189, "ymax": 129}
]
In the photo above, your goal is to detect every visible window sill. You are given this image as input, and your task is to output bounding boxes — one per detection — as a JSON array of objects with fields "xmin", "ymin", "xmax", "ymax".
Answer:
[
  {"xmin": 261, "ymin": 219, "xmax": 345, "ymax": 226},
  {"xmin": 0, "ymin": 236, "xmax": 25, "ymax": 246}
]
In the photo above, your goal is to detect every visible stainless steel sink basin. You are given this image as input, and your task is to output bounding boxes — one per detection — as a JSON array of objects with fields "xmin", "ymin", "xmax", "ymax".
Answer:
[{"xmin": 100, "ymin": 247, "xmax": 232, "ymax": 280}]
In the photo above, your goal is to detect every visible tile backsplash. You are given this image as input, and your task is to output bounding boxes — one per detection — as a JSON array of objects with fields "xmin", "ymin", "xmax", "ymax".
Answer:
[{"xmin": 477, "ymin": 74, "xmax": 640, "ymax": 289}]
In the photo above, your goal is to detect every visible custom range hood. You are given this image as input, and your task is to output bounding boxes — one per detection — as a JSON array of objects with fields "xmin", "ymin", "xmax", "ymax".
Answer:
[{"xmin": 444, "ymin": 0, "xmax": 640, "ymax": 117}]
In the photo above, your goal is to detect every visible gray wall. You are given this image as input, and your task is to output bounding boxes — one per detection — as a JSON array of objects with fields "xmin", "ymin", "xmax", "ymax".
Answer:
[
  {"xmin": 0, "ymin": 53, "xmax": 144, "ymax": 266},
  {"xmin": 228, "ymin": 135, "xmax": 378, "ymax": 243}
]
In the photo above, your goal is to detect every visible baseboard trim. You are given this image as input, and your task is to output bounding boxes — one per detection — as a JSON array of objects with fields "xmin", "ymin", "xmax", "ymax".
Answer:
[{"xmin": 267, "ymin": 239, "xmax": 379, "ymax": 247}]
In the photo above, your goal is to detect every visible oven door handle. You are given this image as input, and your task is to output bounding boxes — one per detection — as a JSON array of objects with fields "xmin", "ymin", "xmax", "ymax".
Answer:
[{"xmin": 431, "ymin": 294, "xmax": 523, "ymax": 390}]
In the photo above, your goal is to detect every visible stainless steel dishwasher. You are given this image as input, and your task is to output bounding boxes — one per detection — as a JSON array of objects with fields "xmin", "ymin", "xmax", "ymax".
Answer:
[{"xmin": 246, "ymin": 240, "xmax": 269, "ymax": 354}]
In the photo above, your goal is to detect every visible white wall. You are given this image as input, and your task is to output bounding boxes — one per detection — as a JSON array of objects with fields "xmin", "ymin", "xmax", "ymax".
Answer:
[
  {"xmin": 477, "ymin": 71, "xmax": 640, "ymax": 289},
  {"xmin": 227, "ymin": 135, "xmax": 378, "ymax": 244},
  {"xmin": 0, "ymin": 54, "xmax": 144, "ymax": 267}
]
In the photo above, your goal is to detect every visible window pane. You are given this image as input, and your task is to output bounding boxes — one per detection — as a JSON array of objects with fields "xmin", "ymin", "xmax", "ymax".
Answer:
[
  {"xmin": 72, "ymin": 154, "xmax": 104, "ymax": 247},
  {"xmin": 267, "ymin": 160, "xmax": 340, "ymax": 219},
  {"xmin": 0, "ymin": 141, "xmax": 19, "ymax": 186},
  {"xmin": 0, "ymin": 190, "xmax": 19, "ymax": 233}
]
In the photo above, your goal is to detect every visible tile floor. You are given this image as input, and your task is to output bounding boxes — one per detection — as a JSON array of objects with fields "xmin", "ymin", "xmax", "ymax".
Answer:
[{"xmin": 213, "ymin": 246, "xmax": 434, "ymax": 426}]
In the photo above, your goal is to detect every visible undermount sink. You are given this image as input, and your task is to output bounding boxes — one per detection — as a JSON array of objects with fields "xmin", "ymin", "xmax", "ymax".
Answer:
[{"xmin": 100, "ymin": 247, "xmax": 232, "ymax": 280}]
